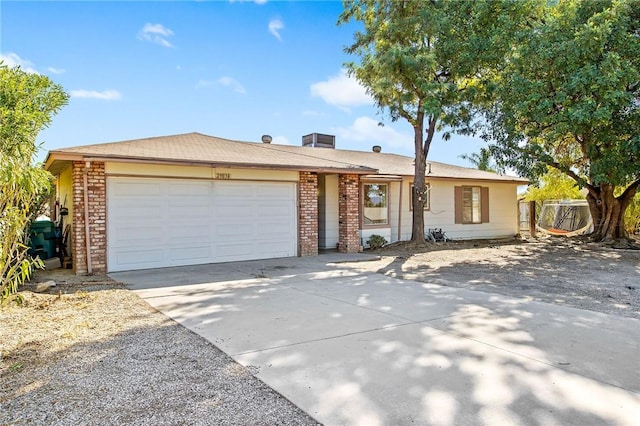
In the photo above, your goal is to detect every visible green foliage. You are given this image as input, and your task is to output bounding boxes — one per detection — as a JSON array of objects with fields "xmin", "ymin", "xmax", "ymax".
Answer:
[
  {"xmin": 367, "ymin": 234, "xmax": 387, "ymax": 250},
  {"xmin": 485, "ymin": 0, "xmax": 639, "ymax": 189},
  {"xmin": 524, "ymin": 168, "xmax": 585, "ymax": 203},
  {"xmin": 484, "ymin": 0, "xmax": 640, "ymax": 241},
  {"xmin": 625, "ymin": 193, "xmax": 640, "ymax": 234},
  {"xmin": 0, "ymin": 63, "xmax": 68, "ymax": 301},
  {"xmin": 340, "ymin": 0, "xmax": 537, "ymax": 132},
  {"xmin": 459, "ymin": 147, "xmax": 501, "ymax": 173}
]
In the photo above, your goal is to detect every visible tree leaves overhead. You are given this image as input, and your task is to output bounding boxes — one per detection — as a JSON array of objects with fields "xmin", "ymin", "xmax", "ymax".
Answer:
[
  {"xmin": 486, "ymin": 0, "xmax": 640, "ymax": 188},
  {"xmin": 340, "ymin": 0, "xmax": 537, "ymax": 134}
]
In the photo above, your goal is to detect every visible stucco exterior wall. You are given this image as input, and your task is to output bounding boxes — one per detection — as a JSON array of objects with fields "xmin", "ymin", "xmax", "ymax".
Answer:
[
  {"xmin": 105, "ymin": 162, "xmax": 298, "ymax": 182},
  {"xmin": 55, "ymin": 165, "xmax": 74, "ymax": 257},
  {"xmin": 396, "ymin": 179, "xmax": 520, "ymax": 241},
  {"xmin": 318, "ymin": 174, "xmax": 339, "ymax": 250}
]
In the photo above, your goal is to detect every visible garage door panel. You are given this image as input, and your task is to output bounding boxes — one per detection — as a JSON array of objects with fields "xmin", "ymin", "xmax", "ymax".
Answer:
[
  {"xmin": 167, "ymin": 245, "xmax": 213, "ymax": 262},
  {"xmin": 259, "ymin": 184, "xmax": 295, "ymax": 198},
  {"xmin": 111, "ymin": 225, "xmax": 165, "ymax": 245},
  {"xmin": 111, "ymin": 181, "xmax": 162, "ymax": 196},
  {"xmin": 108, "ymin": 178, "xmax": 296, "ymax": 272},
  {"xmin": 112, "ymin": 249, "xmax": 165, "ymax": 266},
  {"xmin": 258, "ymin": 203, "xmax": 294, "ymax": 216},
  {"xmin": 216, "ymin": 226, "xmax": 254, "ymax": 239},
  {"xmin": 215, "ymin": 183, "xmax": 253, "ymax": 197},
  {"xmin": 167, "ymin": 205, "xmax": 211, "ymax": 219},
  {"xmin": 217, "ymin": 204, "xmax": 253, "ymax": 218},
  {"xmin": 166, "ymin": 181, "xmax": 210, "ymax": 196},
  {"xmin": 111, "ymin": 200, "xmax": 164, "ymax": 219}
]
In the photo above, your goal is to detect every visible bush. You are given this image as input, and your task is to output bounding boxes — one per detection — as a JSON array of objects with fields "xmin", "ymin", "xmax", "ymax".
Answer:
[
  {"xmin": 367, "ymin": 234, "xmax": 387, "ymax": 249},
  {"xmin": 0, "ymin": 63, "xmax": 68, "ymax": 302}
]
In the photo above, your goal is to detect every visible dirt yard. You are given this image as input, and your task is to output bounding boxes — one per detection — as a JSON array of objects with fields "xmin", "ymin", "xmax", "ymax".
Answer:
[{"xmin": 347, "ymin": 236, "xmax": 640, "ymax": 320}]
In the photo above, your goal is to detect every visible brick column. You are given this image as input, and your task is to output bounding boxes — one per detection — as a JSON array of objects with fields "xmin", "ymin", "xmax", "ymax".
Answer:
[
  {"xmin": 338, "ymin": 174, "xmax": 361, "ymax": 253},
  {"xmin": 71, "ymin": 161, "xmax": 107, "ymax": 274},
  {"xmin": 298, "ymin": 171, "xmax": 318, "ymax": 256}
]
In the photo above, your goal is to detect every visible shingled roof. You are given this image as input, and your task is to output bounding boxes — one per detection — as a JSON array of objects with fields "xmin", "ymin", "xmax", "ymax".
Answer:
[{"xmin": 45, "ymin": 132, "xmax": 528, "ymax": 183}]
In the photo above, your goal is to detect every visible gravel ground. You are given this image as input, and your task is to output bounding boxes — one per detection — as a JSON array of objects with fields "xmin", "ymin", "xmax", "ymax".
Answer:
[
  {"xmin": 0, "ymin": 276, "xmax": 317, "ymax": 426},
  {"xmin": 2, "ymin": 237, "xmax": 638, "ymax": 425}
]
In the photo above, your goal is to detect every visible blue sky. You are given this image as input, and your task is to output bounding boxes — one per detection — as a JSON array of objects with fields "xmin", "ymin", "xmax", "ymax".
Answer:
[{"xmin": 2, "ymin": 0, "xmax": 487, "ymax": 166}]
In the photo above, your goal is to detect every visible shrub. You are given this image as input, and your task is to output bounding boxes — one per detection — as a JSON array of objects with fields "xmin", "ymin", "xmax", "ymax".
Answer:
[{"xmin": 367, "ymin": 234, "xmax": 387, "ymax": 249}]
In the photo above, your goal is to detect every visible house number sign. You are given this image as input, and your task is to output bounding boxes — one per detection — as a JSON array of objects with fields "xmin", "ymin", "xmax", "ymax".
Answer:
[{"xmin": 215, "ymin": 173, "xmax": 231, "ymax": 179}]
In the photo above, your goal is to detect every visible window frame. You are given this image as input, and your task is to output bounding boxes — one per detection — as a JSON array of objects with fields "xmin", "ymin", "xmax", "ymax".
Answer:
[
  {"xmin": 462, "ymin": 186, "xmax": 482, "ymax": 224},
  {"xmin": 361, "ymin": 182, "xmax": 389, "ymax": 228},
  {"xmin": 455, "ymin": 186, "xmax": 490, "ymax": 225}
]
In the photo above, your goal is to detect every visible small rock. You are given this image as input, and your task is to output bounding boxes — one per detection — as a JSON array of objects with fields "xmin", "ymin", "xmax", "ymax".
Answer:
[{"xmin": 35, "ymin": 280, "xmax": 56, "ymax": 293}]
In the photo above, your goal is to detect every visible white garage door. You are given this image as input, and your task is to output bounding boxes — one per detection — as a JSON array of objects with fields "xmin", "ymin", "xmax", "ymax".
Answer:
[{"xmin": 107, "ymin": 177, "xmax": 297, "ymax": 272}]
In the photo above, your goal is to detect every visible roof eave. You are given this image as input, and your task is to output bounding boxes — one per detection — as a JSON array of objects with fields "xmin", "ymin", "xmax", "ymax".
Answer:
[{"xmin": 45, "ymin": 152, "xmax": 377, "ymax": 175}]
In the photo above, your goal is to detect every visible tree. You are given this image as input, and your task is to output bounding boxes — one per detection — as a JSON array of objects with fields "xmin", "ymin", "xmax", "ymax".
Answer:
[
  {"xmin": 459, "ymin": 147, "xmax": 500, "ymax": 173},
  {"xmin": 485, "ymin": 0, "xmax": 640, "ymax": 246},
  {"xmin": 524, "ymin": 167, "xmax": 585, "ymax": 203},
  {"xmin": 339, "ymin": 0, "xmax": 538, "ymax": 243},
  {"xmin": 0, "ymin": 63, "xmax": 68, "ymax": 301}
]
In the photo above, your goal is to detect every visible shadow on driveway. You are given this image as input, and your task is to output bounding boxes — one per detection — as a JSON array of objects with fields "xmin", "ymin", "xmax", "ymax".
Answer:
[{"xmin": 113, "ymin": 251, "xmax": 640, "ymax": 425}]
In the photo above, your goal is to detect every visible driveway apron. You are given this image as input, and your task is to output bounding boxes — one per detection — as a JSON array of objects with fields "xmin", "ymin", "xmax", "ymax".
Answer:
[{"xmin": 113, "ymin": 256, "xmax": 640, "ymax": 426}]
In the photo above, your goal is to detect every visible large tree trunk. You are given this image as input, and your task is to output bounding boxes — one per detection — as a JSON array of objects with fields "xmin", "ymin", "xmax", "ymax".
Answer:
[
  {"xmin": 586, "ymin": 181, "xmax": 639, "ymax": 246},
  {"xmin": 410, "ymin": 113, "xmax": 436, "ymax": 243},
  {"xmin": 411, "ymin": 121, "xmax": 426, "ymax": 243}
]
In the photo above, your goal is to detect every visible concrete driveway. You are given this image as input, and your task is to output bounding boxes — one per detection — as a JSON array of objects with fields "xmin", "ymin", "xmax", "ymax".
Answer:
[{"xmin": 112, "ymin": 254, "xmax": 640, "ymax": 425}]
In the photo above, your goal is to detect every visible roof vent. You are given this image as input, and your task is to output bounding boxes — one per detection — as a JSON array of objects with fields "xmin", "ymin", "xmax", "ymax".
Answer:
[
  {"xmin": 302, "ymin": 133, "xmax": 335, "ymax": 149},
  {"xmin": 261, "ymin": 135, "xmax": 272, "ymax": 144},
  {"xmin": 372, "ymin": 145, "xmax": 381, "ymax": 153}
]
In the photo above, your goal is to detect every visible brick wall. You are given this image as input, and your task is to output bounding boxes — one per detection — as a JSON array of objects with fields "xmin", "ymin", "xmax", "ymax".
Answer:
[
  {"xmin": 71, "ymin": 161, "xmax": 107, "ymax": 274},
  {"xmin": 298, "ymin": 171, "xmax": 318, "ymax": 256},
  {"xmin": 338, "ymin": 174, "xmax": 361, "ymax": 253}
]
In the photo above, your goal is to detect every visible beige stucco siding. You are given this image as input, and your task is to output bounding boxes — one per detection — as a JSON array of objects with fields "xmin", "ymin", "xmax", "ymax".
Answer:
[
  {"xmin": 319, "ymin": 174, "xmax": 339, "ymax": 250},
  {"xmin": 55, "ymin": 165, "xmax": 74, "ymax": 256},
  {"xmin": 105, "ymin": 162, "xmax": 299, "ymax": 182},
  {"xmin": 396, "ymin": 179, "xmax": 520, "ymax": 241}
]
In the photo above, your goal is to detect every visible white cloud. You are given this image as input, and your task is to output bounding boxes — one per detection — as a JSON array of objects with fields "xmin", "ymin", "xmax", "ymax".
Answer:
[
  {"xmin": 310, "ymin": 69, "xmax": 372, "ymax": 110},
  {"xmin": 70, "ymin": 89, "xmax": 122, "ymax": 100},
  {"xmin": 47, "ymin": 67, "xmax": 65, "ymax": 74},
  {"xmin": 137, "ymin": 23, "xmax": 174, "ymax": 48},
  {"xmin": 268, "ymin": 18, "xmax": 284, "ymax": 41},
  {"xmin": 332, "ymin": 116, "xmax": 413, "ymax": 151},
  {"xmin": 197, "ymin": 77, "xmax": 246, "ymax": 94},
  {"xmin": 0, "ymin": 52, "xmax": 38, "ymax": 73}
]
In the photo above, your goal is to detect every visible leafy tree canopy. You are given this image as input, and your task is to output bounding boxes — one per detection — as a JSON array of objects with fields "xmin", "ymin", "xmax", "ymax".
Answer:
[
  {"xmin": 485, "ymin": 0, "xmax": 640, "ymax": 243},
  {"xmin": 524, "ymin": 167, "xmax": 585, "ymax": 203},
  {"xmin": 459, "ymin": 147, "xmax": 502, "ymax": 173}
]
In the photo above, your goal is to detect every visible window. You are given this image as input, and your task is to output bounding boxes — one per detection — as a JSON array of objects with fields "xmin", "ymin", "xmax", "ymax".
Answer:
[
  {"xmin": 363, "ymin": 183, "xmax": 388, "ymax": 226},
  {"xmin": 455, "ymin": 186, "xmax": 489, "ymax": 224},
  {"xmin": 463, "ymin": 187, "xmax": 482, "ymax": 223},
  {"xmin": 410, "ymin": 183, "xmax": 430, "ymax": 210}
]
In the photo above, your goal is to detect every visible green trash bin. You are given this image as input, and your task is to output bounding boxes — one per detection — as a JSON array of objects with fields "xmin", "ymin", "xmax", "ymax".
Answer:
[{"xmin": 29, "ymin": 220, "xmax": 57, "ymax": 259}]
